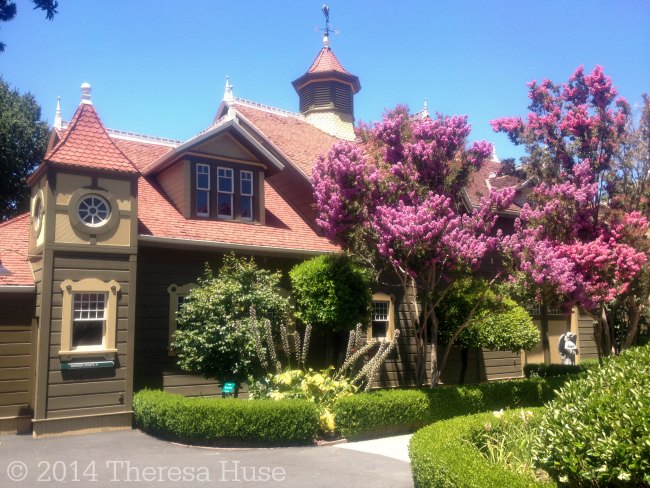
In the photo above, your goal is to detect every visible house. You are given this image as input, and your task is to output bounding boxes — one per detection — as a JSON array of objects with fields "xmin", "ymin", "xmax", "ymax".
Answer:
[{"xmin": 0, "ymin": 34, "xmax": 598, "ymax": 438}]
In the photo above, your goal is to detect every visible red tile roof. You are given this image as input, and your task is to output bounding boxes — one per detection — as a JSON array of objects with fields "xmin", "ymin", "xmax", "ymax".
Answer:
[
  {"xmin": 44, "ymin": 103, "xmax": 138, "ymax": 175},
  {"xmin": 236, "ymin": 103, "xmax": 339, "ymax": 178},
  {"xmin": 466, "ymin": 160, "xmax": 523, "ymax": 213},
  {"xmin": 137, "ymin": 177, "xmax": 338, "ymax": 254},
  {"xmin": 0, "ymin": 214, "xmax": 35, "ymax": 286},
  {"xmin": 307, "ymin": 47, "xmax": 353, "ymax": 75},
  {"xmin": 293, "ymin": 47, "xmax": 361, "ymax": 93},
  {"xmin": 111, "ymin": 137, "xmax": 174, "ymax": 173}
]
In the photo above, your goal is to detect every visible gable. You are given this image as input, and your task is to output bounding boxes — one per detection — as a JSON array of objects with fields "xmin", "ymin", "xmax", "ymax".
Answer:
[{"xmin": 191, "ymin": 133, "xmax": 262, "ymax": 165}]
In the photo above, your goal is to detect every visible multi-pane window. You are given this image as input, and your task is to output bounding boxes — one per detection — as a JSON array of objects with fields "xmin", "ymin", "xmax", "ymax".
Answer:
[
  {"xmin": 240, "ymin": 170, "xmax": 254, "ymax": 221},
  {"xmin": 372, "ymin": 300, "xmax": 390, "ymax": 339},
  {"xmin": 196, "ymin": 164, "xmax": 210, "ymax": 217},
  {"xmin": 72, "ymin": 293, "xmax": 106, "ymax": 349},
  {"xmin": 526, "ymin": 303, "xmax": 562, "ymax": 316},
  {"xmin": 217, "ymin": 167, "xmax": 234, "ymax": 218}
]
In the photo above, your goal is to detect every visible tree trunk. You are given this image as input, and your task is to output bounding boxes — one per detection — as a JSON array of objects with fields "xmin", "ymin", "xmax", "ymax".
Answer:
[
  {"xmin": 540, "ymin": 302, "xmax": 551, "ymax": 365},
  {"xmin": 601, "ymin": 306, "xmax": 612, "ymax": 357},
  {"xmin": 459, "ymin": 348, "xmax": 469, "ymax": 385},
  {"xmin": 429, "ymin": 313, "xmax": 441, "ymax": 386},
  {"xmin": 623, "ymin": 299, "xmax": 641, "ymax": 350}
]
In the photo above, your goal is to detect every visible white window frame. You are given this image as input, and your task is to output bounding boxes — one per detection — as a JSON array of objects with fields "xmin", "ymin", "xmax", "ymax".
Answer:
[
  {"xmin": 196, "ymin": 163, "xmax": 210, "ymax": 217},
  {"xmin": 368, "ymin": 292, "xmax": 395, "ymax": 341},
  {"xmin": 71, "ymin": 292, "xmax": 107, "ymax": 350},
  {"xmin": 240, "ymin": 170, "xmax": 254, "ymax": 221},
  {"xmin": 59, "ymin": 278, "xmax": 120, "ymax": 359},
  {"xmin": 217, "ymin": 167, "xmax": 234, "ymax": 219},
  {"xmin": 167, "ymin": 283, "xmax": 196, "ymax": 355}
]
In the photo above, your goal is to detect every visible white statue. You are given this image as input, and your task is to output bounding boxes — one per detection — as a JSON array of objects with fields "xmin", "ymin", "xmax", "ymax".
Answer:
[{"xmin": 558, "ymin": 332, "xmax": 578, "ymax": 365}]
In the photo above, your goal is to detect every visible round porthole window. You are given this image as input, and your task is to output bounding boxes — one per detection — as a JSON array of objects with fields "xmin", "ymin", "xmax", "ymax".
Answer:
[
  {"xmin": 32, "ymin": 190, "xmax": 44, "ymax": 235},
  {"xmin": 77, "ymin": 194, "xmax": 111, "ymax": 227}
]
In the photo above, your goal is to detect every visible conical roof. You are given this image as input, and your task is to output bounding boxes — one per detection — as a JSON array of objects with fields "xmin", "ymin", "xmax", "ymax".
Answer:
[
  {"xmin": 292, "ymin": 47, "xmax": 360, "ymax": 93},
  {"xmin": 45, "ymin": 102, "xmax": 138, "ymax": 175}
]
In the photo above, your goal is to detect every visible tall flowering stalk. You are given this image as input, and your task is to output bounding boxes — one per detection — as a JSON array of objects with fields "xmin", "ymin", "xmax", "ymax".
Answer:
[{"xmin": 313, "ymin": 106, "xmax": 514, "ymax": 386}]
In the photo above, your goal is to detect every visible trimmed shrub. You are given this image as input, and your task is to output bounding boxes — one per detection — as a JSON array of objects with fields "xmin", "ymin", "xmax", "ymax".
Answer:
[
  {"xmin": 523, "ymin": 360, "xmax": 598, "ymax": 378},
  {"xmin": 289, "ymin": 254, "xmax": 372, "ymax": 331},
  {"xmin": 437, "ymin": 279, "xmax": 540, "ymax": 351},
  {"xmin": 533, "ymin": 345, "xmax": 650, "ymax": 486},
  {"xmin": 409, "ymin": 410, "xmax": 555, "ymax": 488},
  {"xmin": 133, "ymin": 389, "xmax": 319, "ymax": 446},
  {"xmin": 334, "ymin": 376, "xmax": 568, "ymax": 439}
]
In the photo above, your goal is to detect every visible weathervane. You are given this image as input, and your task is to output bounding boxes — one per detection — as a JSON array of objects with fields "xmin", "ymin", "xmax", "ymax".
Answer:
[{"xmin": 319, "ymin": 4, "xmax": 338, "ymax": 48}]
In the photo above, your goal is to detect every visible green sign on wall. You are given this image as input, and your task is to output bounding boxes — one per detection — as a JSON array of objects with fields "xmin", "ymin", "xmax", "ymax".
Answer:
[
  {"xmin": 61, "ymin": 360, "xmax": 115, "ymax": 370},
  {"xmin": 222, "ymin": 382, "xmax": 236, "ymax": 394}
]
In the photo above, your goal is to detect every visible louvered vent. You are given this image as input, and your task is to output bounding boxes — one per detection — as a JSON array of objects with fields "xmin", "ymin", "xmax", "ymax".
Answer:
[
  {"xmin": 299, "ymin": 82, "xmax": 353, "ymax": 114},
  {"xmin": 334, "ymin": 85, "xmax": 352, "ymax": 113}
]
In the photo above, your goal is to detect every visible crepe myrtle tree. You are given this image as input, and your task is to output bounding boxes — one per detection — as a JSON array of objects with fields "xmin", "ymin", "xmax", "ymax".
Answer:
[
  {"xmin": 312, "ymin": 106, "xmax": 515, "ymax": 386},
  {"xmin": 492, "ymin": 66, "xmax": 647, "ymax": 358},
  {"xmin": 501, "ymin": 161, "xmax": 647, "ymax": 359}
]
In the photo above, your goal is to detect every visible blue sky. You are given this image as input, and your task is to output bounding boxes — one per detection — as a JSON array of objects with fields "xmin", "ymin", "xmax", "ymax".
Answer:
[{"xmin": 1, "ymin": 1, "xmax": 649, "ymax": 160}]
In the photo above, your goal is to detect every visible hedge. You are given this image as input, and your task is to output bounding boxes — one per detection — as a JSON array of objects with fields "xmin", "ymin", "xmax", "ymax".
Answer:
[
  {"xmin": 333, "ymin": 376, "xmax": 569, "ymax": 439},
  {"xmin": 133, "ymin": 389, "xmax": 319, "ymax": 446},
  {"xmin": 534, "ymin": 345, "xmax": 650, "ymax": 485},
  {"xmin": 523, "ymin": 360, "xmax": 598, "ymax": 378},
  {"xmin": 409, "ymin": 410, "xmax": 556, "ymax": 488}
]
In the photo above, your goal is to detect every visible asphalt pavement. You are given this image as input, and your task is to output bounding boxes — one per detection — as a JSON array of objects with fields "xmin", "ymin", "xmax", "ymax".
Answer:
[{"xmin": 0, "ymin": 430, "xmax": 413, "ymax": 487}]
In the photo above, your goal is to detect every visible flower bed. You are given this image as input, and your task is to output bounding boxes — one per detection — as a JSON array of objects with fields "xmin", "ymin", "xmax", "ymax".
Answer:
[{"xmin": 409, "ymin": 410, "xmax": 556, "ymax": 487}]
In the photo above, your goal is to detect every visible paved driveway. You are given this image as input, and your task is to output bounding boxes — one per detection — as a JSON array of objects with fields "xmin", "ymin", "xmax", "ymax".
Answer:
[{"xmin": 0, "ymin": 430, "xmax": 413, "ymax": 487}]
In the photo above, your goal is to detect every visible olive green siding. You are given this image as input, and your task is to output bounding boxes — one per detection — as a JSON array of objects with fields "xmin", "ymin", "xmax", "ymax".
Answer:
[
  {"xmin": 0, "ymin": 294, "xmax": 35, "ymax": 429},
  {"xmin": 44, "ymin": 253, "xmax": 132, "ymax": 419},
  {"xmin": 134, "ymin": 246, "xmax": 299, "ymax": 396}
]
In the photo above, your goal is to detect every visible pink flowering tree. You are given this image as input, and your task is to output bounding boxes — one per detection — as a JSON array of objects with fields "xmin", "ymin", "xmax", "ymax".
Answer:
[
  {"xmin": 493, "ymin": 66, "xmax": 647, "ymax": 358},
  {"xmin": 313, "ymin": 106, "xmax": 514, "ymax": 386}
]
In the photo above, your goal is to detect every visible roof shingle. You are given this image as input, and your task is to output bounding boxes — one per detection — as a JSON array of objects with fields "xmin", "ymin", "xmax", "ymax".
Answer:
[
  {"xmin": 45, "ymin": 103, "xmax": 138, "ymax": 175},
  {"xmin": 0, "ymin": 214, "xmax": 35, "ymax": 286}
]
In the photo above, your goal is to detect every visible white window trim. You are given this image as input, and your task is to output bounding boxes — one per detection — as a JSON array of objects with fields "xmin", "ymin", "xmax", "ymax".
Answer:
[
  {"xmin": 59, "ymin": 278, "xmax": 120, "ymax": 359},
  {"xmin": 217, "ymin": 167, "xmax": 234, "ymax": 219},
  {"xmin": 240, "ymin": 170, "xmax": 254, "ymax": 221},
  {"xmin": 368, "ymin": 292, "xmax": 395, "ymax": 341},
  {"xmin": 196, "ymin": 163, "xmax": 211, "ymax": 217},
  {"xmin": 167, "ymin": 283, "xmax": 196, "ymax": 356}
]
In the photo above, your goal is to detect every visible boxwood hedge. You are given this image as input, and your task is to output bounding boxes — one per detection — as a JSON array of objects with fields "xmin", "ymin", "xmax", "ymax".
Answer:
[
  {"xmin": 409, "ymin": 411, "xmax": 556, "ymax": 488},
  {"xmin": 133, "ymin": 389, "xmax": 319, "ymax": 446},
  {"xmin": 523, "ymin": 360, "xmax": 597, "ymax": 378},
  {"xmin": 333, "ymin": 376, "xmax": 569, "ymax": 439}
]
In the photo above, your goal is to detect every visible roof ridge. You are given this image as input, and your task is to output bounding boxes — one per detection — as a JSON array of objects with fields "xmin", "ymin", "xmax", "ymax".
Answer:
[
  {"xmin": 0, "ymin": 213, "xmax": 29, "ymax": 230},
  {"xmin": 107, "ymin": 128, "xmax": 182, "ymax": 147},
  {"xmin": 233, "ymin": 97, "xmax": 304, "ymax": 119}
]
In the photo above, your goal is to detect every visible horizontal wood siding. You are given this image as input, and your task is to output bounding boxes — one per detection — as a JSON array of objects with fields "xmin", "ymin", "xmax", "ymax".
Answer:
[
  {"xmin": 0, "ymin": 294, "xmax": 35, "ymax": 421},
  {"xmin": 45, "ymin": 252, "xmax": 130, "ymax": 417},
  {"xmin": 157, "ymin": 162, "xmax": 186, "ymax": 215},
  {"xmin": 577, "ymin": 311, "xmax": 598, "ymax": 361},
  {"xmin": 480, "ymin": 349, "xmax": 523, "ymax": 381},
  {"xmin": 134, "ymin": 247, "xmax": 298, "ymax": 397}
]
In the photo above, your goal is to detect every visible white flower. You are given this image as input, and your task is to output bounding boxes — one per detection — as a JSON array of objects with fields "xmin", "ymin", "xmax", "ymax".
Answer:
[{"xmin": 493, "ymin": 409, "xmax": 504, "ymax": 418}]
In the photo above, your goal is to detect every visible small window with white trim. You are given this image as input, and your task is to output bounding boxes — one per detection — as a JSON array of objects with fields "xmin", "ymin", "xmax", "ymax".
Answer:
[
  {"xmin": 240, "ymin": 170, "xmax": 254, "ymax": 221},
  {"xmin": 72, "ymin": 292, "xmax": 107, "ymax": 349},
  {"xmin": 167, "ymin": 283, "xmax": 196, "ymax": 355},
  {"xmin": 217, "ymin": 167, "xmax": 233, "ymax": 219},
  {"xmin": 196, "ymin": 164, "xmax": 210, "ymax": 217},
  {"xmin": 59, "ymin": 278, "xmax": 120, "ymax": 358},
  {"xmin": 368, "ymin": 293, "xmax": 395, "ymax": 340}
]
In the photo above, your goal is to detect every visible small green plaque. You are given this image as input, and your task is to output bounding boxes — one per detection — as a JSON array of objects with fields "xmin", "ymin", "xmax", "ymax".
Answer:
[
  {"xmin": 222, "ymin": 382, "xmax": 236, "ymax": 394},
  {"xmin": 61, "ymin": 360, "xmax": 115, "ymax": 370}
]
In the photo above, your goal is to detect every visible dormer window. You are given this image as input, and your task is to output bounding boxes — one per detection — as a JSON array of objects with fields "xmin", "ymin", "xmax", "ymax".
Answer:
[
  {"xmin": 196, "ymin": 164, "xmax": 210, "ymax": 217},
  {"xmin": 217, "ymin": 167, "xmax": 233, "ymax": 219},
  {"xmin": 191, "ymin": 161, "xmax": 261, "ymax": 222},
  {"xmin": 240, "ymin": 170, "xmax": 254, "ymax": 221}
]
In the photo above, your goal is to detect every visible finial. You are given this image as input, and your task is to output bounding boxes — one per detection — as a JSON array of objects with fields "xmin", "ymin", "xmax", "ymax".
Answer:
[
  {"xmin": 223, "ymin": 76, "xmax": 234, "ymax": 104},
  {"xmin": 53, "ymin": 96, "xmax": 62, "ymax": 129},
  {"xmin": 421, "ymin": 98, "xmax": 430, "ymax": 119},
  {"xmin": 80, "ymin": 82, "xmax": 92, "ymax": 105}
]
